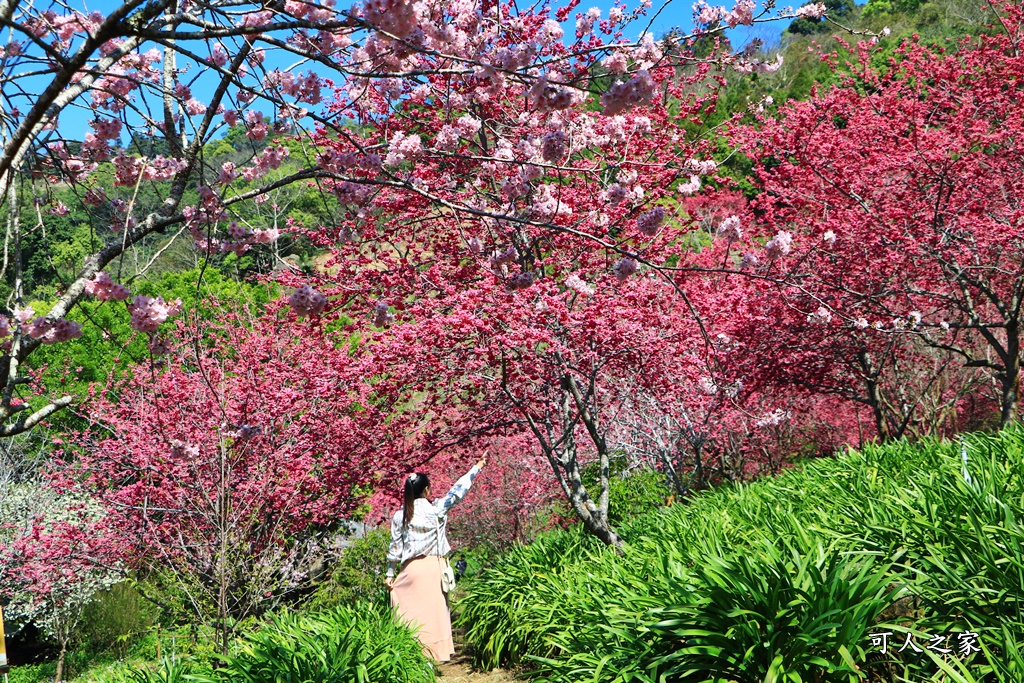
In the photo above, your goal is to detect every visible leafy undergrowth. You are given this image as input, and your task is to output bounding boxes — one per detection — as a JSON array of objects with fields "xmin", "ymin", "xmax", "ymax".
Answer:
[
  {"xmin": 456, "ymin": 429, "xmax": 1024, "ymax": 682},
  {"xmin": 82, "ymin": 602, "xmax": 436, "ymax": 683}
]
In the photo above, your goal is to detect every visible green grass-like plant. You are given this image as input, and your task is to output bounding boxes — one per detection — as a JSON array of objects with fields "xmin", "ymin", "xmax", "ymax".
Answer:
[{"xmin": 456, "ymin": 429, "xmax": 1024, "ymax": 682}]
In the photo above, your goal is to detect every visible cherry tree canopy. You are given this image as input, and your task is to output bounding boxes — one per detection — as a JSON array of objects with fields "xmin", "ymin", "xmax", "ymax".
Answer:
[{"xmin": 0, "ymin": 0, "xmax": 830, "ymax": 437}]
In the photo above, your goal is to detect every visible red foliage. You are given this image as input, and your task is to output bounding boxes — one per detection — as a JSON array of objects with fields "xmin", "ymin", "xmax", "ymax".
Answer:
[{"xmin": 732, "ymin": 14, "xmax": 1024, "ymax": 431}]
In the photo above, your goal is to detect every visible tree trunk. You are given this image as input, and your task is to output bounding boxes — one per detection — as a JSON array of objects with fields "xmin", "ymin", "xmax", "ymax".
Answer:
[
  {"xmin": 859, "ymin": 351, "xmax": 892, "ymax": 442},
  {"xmin": 53, "ymin": 643, "xmax": 67, "ymax": 683},
  {"xmin": 999, "ymin": 346, "xmax": 1020, "ymax": 427}
]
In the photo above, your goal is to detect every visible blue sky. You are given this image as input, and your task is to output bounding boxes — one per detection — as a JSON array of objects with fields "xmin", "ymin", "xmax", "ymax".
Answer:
[{"xmin": 28, "ymin": 0, "xmax": 788, "ymax": 139}]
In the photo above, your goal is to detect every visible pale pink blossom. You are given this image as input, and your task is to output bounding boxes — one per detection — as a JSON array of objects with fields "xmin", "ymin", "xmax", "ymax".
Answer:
[
  {"xmin": 795, "ymin": 2, "xmax": 826, "ymax": 18},
  {"xmin": 372, "ymin": 300, "xmax": 394, "ymax": 327},
  {"xmin": 210, "ymin": 42, "xmax": 229, "ymax": 67},
  {"xmin": 540, "ymin": 19, "xmax": 564, "ymax": 43},
  {"xmin": 541, "ymin": 130, "xmax": 568, "ymax": 163},
  {"xmin": 755, "ymin": 408, "xmax": 791, "ymax": 428},
  {"xmin": 678, "ymin": 175, "xmax": 701, "ymax": 195},
  {"xmin": 435, "ymin": 125, "xmax": 460, "ymax": 151},
  {"xmin": 454, "ymin": 115, "xmax": 482, "ymax": 138},
  {"xmin": 602, "ymin": 51, "xmax": 629, "ymax": 74},
  {"xmin": 289, "ymin": 285, "xmax": 328, "ymax": 317},
  {"xmin": 565, "ymin": 273, "xmax": 595, "ymax": 296},
  {"xmin": 128, "ymin": 295, "xmax": 180, "ymax": 333},
  {"xmin": 764, "ymin": 230, "xmax": 793, "ymax": 260},
  {"xmin": 185, "ymin": 98, "xmax": 207, "ymax": 116},
  {"xmin": 733, "ymin": 54, "xmax": 784, "ymax": 74},
  {"xmin": 687, "ymin": 158, "xmax": 718, "ymax": 175},
  {"xmin": 806, "ymin": 306, "xmax": 832, "ymax": 324},
  {"xmin": 717, "ymin": 215, "xmax": 742, "ymax": 243},
  {"xmin": 693, "ymin": 0, "xmax": 725, "ymax": 25},
  {"xmin": 636, "ymin": 207, "xmax": 666, "ymax": 236},
  {"xmin": 576, "ymin": 7, "xmax": 601, "ymax": 35},
  {"xmin": 244, "ymin": 110, "xmax": 268, "ymax": 141},
  {"xmin": 600, "ymin": 71, "xmax": 656, "ymax": 116},
  {"xmin": 84, "ymin": 271, "xmax": 131, "ymax": 301},
  {"xmin": 724, "ymin": 0, "xmax": 754, "ymax": 26},
  {"xmin": 613, "ymin": 257, "xmax": 639, "ymax": 281}
]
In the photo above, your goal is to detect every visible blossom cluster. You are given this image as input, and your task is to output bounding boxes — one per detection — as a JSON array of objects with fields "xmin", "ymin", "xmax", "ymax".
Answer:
[
  {"xmin": 289, "ymin": 285, "xmax": 328, "ymax": 317},
  {"xmin": 84, "ymin": 271, "xmax": 130, "ymax": 301},
  {"xmin": 613, "ymin": 257, "xmax": 639, "ymax": 281},
  {"xmin": 506, "ymin": 271, "xmax": 536, "ymax": 291},
  {"xmin": 489, "ymin": 246, "xmax": 519, "ymax": 277},
  {"xmin": 724, "ymin": 0, "xmax": 755, "ymax": 27},
  {"xmin": 795, "ymin": 2, "xmax": 827, "ymax": 18},
  {"xmin": 372, "ymin": 300, "xmax": 395, "ymax": 327},
  {"xmin": 112, "ymin": 154, "xmax": 187, "ymax": 187},
  {"xmin": 600, "ymin": 71, "xmax": 657, "ymax": 116},
  {"xmin": 637, "ymin": 207, "xmax": 667, "ymax": 236},
  {"xmin": 386, "ymin": 131, "xmax": 423, "ymax": 166},
  {"xmin": 25, "ymin": 317, "xmax": 83, "ymax": 344},
  {"xmin": 127, "ymin": 295, "xmax": 182, "ymax": 333},
  {"xmin": 755, "ymin": 408, "xmax": 791, "ymax": 428},
  {"xmin": 806, "ymin": 306, "xmax": 832, "ymax": 324},
  {"xmin": 765, "ymin": 230, "xmax": 793, "ymax": 260},
  {"xmin": 565, "ymin": 273, "xmax": 595, "ymax": 296},
  {"xmin": 717, "ymin": 215, "xmax": 742, "ymax": 243}
]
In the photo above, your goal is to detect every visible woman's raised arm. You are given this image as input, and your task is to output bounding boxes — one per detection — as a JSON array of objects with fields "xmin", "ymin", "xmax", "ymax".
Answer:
[{"xmin": 435, "ymin": 454, "xmax": 488, "ymax": 514}]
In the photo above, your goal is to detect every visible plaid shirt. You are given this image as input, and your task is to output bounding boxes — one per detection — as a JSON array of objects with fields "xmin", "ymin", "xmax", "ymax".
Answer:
[{"xmin": 386, "ymin": 465, "xmax": 481, "ymax": 578}]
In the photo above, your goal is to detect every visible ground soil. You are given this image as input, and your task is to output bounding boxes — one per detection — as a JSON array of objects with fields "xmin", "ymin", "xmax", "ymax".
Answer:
[
  {"xmin": 439, "ymin": 633, "xmax": 517, "ymax": 682},
  {"xmin": 438, "ymin": 656, "xmax": 517, "ymax": 682}
]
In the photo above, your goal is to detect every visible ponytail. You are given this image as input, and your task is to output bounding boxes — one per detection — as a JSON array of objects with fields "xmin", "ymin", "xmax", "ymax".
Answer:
[{"xmin": 403, "ymin": 472, "xmax": 430, "ymax": 526}]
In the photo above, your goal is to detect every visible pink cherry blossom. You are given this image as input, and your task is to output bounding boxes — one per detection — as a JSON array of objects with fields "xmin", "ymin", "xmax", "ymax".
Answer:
[
  {"xmin": 84, "ymin": 271, "xmax": 131, "ymax": 301},
  {"xmin": 289, "ymin": 285, "xmax": 328, "ymax": 317},
  {"xmin": 717, "ymin": 215, "xmax": 742, "ymax": 243},
  {"xmin": 636, "ymin": 207, "xmax": 666, "ymax": 236},
  {"xmin": 613, "ymin": 257, "xmax": 639, "ymax": 281},
  {"xmin": 764, "ymin": 230, "xmax": 793, "ymax": 260},
  {"xmin": 795, "ymin": 2, "xmax": 827, "ymax": 18}
]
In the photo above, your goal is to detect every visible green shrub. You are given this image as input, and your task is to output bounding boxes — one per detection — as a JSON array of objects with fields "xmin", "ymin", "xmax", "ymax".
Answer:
[
  {"xmin": 307, "ymin": 528, "xmax": 391, "ymax": 610},
  {"xmin": 6, "ymin": 662, "xmax": 58, "ymax": 683},
  {"xmin": 455, "ymin": 526, "xmax": 603, "ymax": 670},
  {"xmin": 460, "ymin": 429, "xmax": 1024, "ymax": 682},
  {"xmin": 648, "ymin": 541, "xmax": 898, "ymax": 683},
  {"xmin": 205, "ymin": 603, "xmax": 435, "ymax": 683},
  {"xmin": 75, "ymin": 583, "xmax": 158, "ymax": 658}
]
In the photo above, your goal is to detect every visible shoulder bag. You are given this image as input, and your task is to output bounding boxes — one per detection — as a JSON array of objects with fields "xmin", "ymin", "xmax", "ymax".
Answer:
[{"xmin": 435, "ymin": 513, "xmax": 456, "ymax": 593}]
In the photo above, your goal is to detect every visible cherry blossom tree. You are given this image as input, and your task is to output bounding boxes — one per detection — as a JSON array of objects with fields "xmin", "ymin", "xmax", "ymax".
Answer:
[
  {"xmin": 735, "ymin": 9, "xmax": 1024, "ymax": 427},
  {"xmin": 717, "ymin": 273, "xmax": 992, "ymax": 442},
  {"xmin": 0, "ymin": 482, "xmax": 118, "ymax": 683},
  {"xmin": 54, "ymin": 317, "xmax": 408, "ymax": 654},
  {"xmin": 0, "ymin": 0, "xmax": 825, "ymax": 439}
]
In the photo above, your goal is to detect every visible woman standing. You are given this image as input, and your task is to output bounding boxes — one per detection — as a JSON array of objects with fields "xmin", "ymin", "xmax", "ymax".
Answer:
[{"xmin": 385, "ymin": 455, "xmax": 487, "ymax": 662}]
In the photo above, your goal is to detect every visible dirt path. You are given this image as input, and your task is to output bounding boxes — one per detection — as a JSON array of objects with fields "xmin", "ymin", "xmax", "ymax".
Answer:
[
  {"xmin": 437, "ymin": 658, "xmax": 517, "ymax": 682},
  {"xmin": 438, "ymin": 638, "xmax": 517, "ymax": 682}
]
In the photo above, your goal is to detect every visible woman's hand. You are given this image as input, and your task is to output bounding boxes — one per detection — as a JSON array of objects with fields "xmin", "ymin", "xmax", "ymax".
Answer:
[
  {"xmin": 384, "ymin": 577, "xmax": 395, "ymax": 591},
  {"xmin": 475, "ymin": 452, "xmax": 488, "ymax": 469}
]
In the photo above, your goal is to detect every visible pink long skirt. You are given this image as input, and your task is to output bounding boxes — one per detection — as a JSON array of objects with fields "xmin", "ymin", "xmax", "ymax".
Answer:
[{"xmin": 391, "ymin": 555, "xmax": 455, "ymax": 662}]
